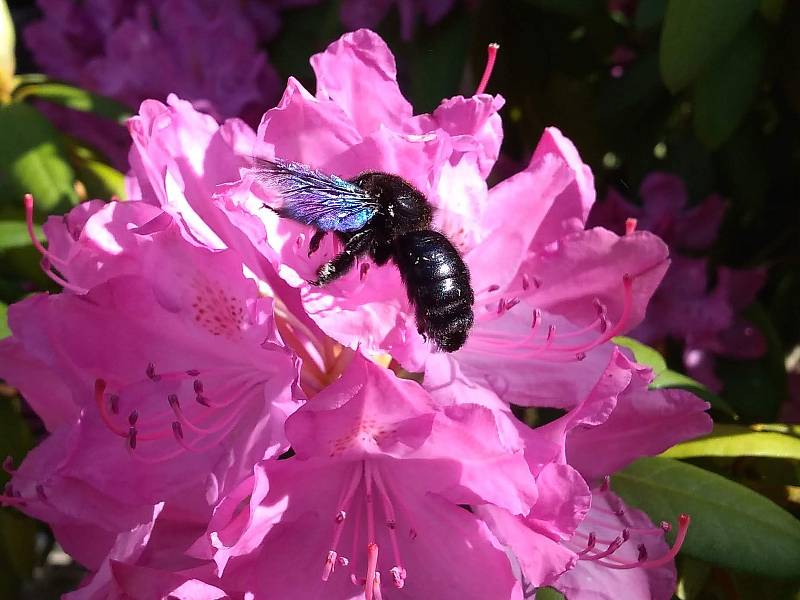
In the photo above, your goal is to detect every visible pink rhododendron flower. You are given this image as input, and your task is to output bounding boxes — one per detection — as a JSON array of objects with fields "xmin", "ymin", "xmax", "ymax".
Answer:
[
  {"xmin": 589, "ymin": 172, "xmax": 766, "ymax": 390},
  {"xmin": 195, "ymin": 353, "xmax": 535, "ymax": 599},
  {"xmin": 0, "ymin": 197, "xmax": 300, "ymax": 567}
]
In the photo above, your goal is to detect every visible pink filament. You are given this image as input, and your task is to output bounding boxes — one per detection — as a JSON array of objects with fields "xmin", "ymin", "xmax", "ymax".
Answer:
[{"xmin": 475, "ymin": 43, "xmax": 500, "ymax": 95}]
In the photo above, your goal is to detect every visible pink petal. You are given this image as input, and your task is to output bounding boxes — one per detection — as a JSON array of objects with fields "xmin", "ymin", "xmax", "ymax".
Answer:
[{"xmin": 311, "ymin": 29, "xmax": 413, "ymax": 136}]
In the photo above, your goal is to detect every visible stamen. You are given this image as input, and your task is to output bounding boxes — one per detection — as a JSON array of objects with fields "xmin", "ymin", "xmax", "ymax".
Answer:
[
  {"xmin": 94, "ymin": 379, "xmax": 127, "ymax": 437},
  {"xmin": 322, "ymin": 550, "xmax": 338, "ymax": 581},
  {"xmin": 360, "ymin": 263, "xmax": 370, "ymax": 281},
  {"xmin": 595, "ymin": 514, "xmax": 691, "ymax": 570},
  {"xmin": 372, "ymin": 571, "xmax": 383, "ymax": 600},
  {"xmin": 364, "ymin": 543, "xmax": 379, "ymax": 600},
  {"xmin": 321, "ymin": 463, "xmax": 363, "ymax": 581},
  {"xmin": 475, "ymin": 43, "xmax": 500, "ymax": 95}
]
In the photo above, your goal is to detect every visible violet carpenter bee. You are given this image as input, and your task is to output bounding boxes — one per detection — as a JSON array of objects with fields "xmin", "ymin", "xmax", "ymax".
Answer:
[{"xmin": 253, "ymin": 158, "xmax": 474, "ymax": 352}]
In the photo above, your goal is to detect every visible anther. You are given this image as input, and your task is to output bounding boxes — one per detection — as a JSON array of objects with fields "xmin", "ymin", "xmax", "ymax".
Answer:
[
  {"xmin": 532, "ymin": 308, "xmax": 542, "ymax": 329},
  {"xmin": 35, "ymin": 484, "xmax": 47, "ymax": 501},
  {"xmin": 322, "ymin": 550, "xmax": 337, "ymax": 581},
  {"xmin": 497, "ymin": 298, "xmax": 506, "ymax": 315},
  {"xmin": 505, "ymin": 297, "xmax": 520, "ymax": 311},
  {"xmin": 195, "ymin": 395, "xmax": 211, "ymax": 407},
  {"xmin": 128, "ymin": 427, "xmax": 138, "ymax": 449},
  {"xmin": 146, "ymin": 362, "xmax": 160, "ymax": 381},
  {"xmin": 336, "ymin": 510, "xmax": 347, "ymax": 523},
  {"xmin": 193, "ymin": 380, "xmax": 204, "ymax": 394},
  {"xmin": 576, "ymin": 352, "xmax": 586, "ymax": 361},
  {"xmin": 488, "ymin": 284, "xmax": 500, "ymax": 292},
  {"xmin": 109, "ymin": 394, "xmax": 120, "ymax": 414},
  {"xmin": 521, "ymin": 274, "xmax": 530, "ymax": 291},
  {"xmin": 637, "ymin": 544, "xmax": 648, "ymax": 562},
  {"xmin": 172, "ymin": 421, "xmax": 184, "ymax": 440},
  {"xmin": 338, "ymin": 556, "xmax": 349, "ymax": 567},
  {"xmin": 409, "ymin": 528, "xmax": 418, "ymax": 540},
  {"xmin": 600, "ymin": 476, "xmax": 610, "ymax": 492},
  {"xmin": 360, "ymin": 263, "xmax": 370, "ymax": 281},
  {"xmin": 128, "ymin": 410, "xmax": 139, "ymax": 426},
  {"xmin": 168, "ymin": 394, "xmax": 180, "ymax": 408},
  {"xmin": 186, "ymin": 369, "xmax": 200, "ymax": 377},
  {"xmin": 625, "ymin": 218, "xmax": 638, "ymax": 235}
]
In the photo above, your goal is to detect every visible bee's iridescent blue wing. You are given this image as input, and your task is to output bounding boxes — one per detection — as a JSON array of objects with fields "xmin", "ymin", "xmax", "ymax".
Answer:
[{"xmin": 252, "ymin": 158, "xmax": 378, "ymax": 232}]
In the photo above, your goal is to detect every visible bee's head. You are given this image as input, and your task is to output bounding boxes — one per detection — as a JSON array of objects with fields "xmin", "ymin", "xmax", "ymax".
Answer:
[{"xmin": 351, "ymin": 172, "xmax": 433, "ymax": 232}]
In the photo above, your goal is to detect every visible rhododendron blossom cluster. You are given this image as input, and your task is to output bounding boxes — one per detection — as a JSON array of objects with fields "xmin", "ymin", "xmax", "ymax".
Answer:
[{"xmin": 1, "ymin": 30, "xmax": 711, "ymax": 599}]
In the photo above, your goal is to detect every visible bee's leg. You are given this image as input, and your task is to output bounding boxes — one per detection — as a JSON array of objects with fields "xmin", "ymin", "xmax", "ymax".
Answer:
[
  {"xmin": 308, "ymin": 230, "xmax": 326, "ymax": 257},
  {"xmin": 370, "ymin": 241, "xmax": 393, "ymax": 265},
  {"xmin": 312, "ymin": 230, "xmax": 373, "ymax": 286}
]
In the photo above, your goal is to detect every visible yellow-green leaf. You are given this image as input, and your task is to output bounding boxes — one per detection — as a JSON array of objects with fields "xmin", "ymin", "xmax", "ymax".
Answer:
[{"xmin": 662, "ymin": 424, "xmax": 800, "ymax": 460}]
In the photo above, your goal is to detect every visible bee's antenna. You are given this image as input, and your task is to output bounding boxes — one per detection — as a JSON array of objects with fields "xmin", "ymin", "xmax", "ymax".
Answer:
[{"xmin": 475, "ymin": 43, "xmax": 500, "ymax": 95}]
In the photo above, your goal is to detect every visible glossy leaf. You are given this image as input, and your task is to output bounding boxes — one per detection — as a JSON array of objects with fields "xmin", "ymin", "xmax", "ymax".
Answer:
[
  {"xmin": 74, "ymin": 157, "xmax": 126, "ymax": 200},
  {"xmin": 662, "ymin": 424, "xmax": 800, "ymax": 460},
  {"xmin": 0, "ymin": 102, "xmax": 77, "ymax": 213},
  {"xmin": 659, "ymin": 0, "xmax": 759, "ymax": 92},
  {"xmin": 693, "ymin": 25, "xmax": 766, "ymax": 148},
  {"xmin": 13, "ymin": 81, "xmax": 132, "ymax": 123},
  {"xmin": 613, "ymin": 457, "xmax": 800, "ymax": 578}
]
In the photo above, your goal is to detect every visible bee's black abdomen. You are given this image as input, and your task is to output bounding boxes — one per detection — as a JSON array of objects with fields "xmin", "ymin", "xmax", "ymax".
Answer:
[{"xmin": 393, "ymin": 230, "xmax": 474, "ymax": 352}]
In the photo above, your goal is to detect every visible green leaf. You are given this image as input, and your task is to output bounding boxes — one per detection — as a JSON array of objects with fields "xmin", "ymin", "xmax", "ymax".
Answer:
[
  {"xmin": 535, "ymin": 587, "xmax": 566, "ymax": 600},
  {"xmin": 0, "ymin": 220, "xmax": 41, "ymax": 251},
  {"xmin": 613, "ymin": 336, "xmax": 667, "ymax": 374},
  {"xmin": 693, "ymin": 25, "xmax": 766, "ymax": 148},
  {"xmin": 13, "ymin": 81, "xmax": 132, "ymax": 123},
  {"xmin": 0, "ymin": 302, "xmax": 7, "ymax": 339},
  {"xmin": 662, "ymin": 424, "xmax": 800, "ymax": 460},
  {"xmin": 659, "ymin": 0, "xmax": 759, "ymax": 92},
  {"xmin": 0, "ymin": 102, "xmax": 78, "ymax": 213},
  {"xmin": 613, "ymin": 457, "xmax": 800, "ymax": 578},
  {"xmin": 0, "ymin": 0, "xmax": 15, "ymax": 102},
  {"xmin": 676, "ymin": 556, "xmax": 711, "ymax": 600},
  {"xmin": 74, "ymin": 157, "xmax": 125, "ymax": 199}
]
